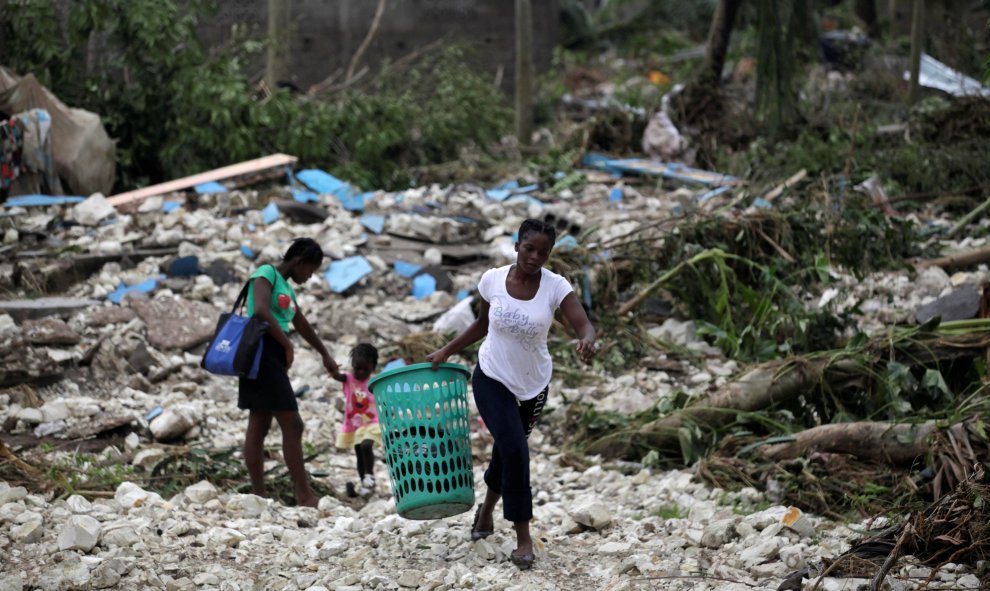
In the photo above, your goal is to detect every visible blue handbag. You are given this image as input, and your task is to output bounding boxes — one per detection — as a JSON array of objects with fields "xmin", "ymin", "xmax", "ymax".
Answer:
[{"xmin": 201, "ymin": 274, "xmax": 270, "ymax": 379}]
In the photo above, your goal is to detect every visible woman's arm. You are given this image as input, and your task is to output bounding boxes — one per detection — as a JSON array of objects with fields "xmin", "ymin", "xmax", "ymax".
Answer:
[
  {"xmin": 292, "ymin": 308, "xmax": 341, "ymax": 377},
  {"xmin": 426, "ymin": 299, "xmax": 491, "ymax": 370},
  {"xmin": 559, "ymin": 292, "xmax": 596, "ymax": 363}
]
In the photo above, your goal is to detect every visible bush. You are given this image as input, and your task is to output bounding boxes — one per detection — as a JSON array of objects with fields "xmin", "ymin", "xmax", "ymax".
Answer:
[{"xmin": 0, "ymin": 0, "xmax": 510, "ymax": 191}]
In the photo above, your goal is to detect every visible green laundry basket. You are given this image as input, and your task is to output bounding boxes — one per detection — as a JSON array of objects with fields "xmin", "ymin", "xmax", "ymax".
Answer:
[{"xmin": 368, "ymin": 362, "xmax": 475, "ymax": 520}]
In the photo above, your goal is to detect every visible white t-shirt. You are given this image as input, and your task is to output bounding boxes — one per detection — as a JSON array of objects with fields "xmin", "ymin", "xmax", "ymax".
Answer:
[{"xmin": 477, "ymin": 265, "xmax": 574, "ymax": 400}]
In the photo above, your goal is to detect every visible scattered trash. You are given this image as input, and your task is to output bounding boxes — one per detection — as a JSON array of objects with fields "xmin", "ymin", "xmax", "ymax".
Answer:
[
  {"xmin": 641, "ymin": 111, "xmax": 693, "ymax": 165},
  {"xmin": 107, "ymin": 276, "xmax": 161, "ymax": 305},
  {"xmin": 394, "ymin": 260, "xmax": 423, "ymax": 278},
  {"xmin": 325, "ymin": 256, "xmax": 373, "ymax": 293},
  {"xmin": 167, "ymin": 256, "xmax": 200, "ymax": 278},
  {"xmin": 240, "ymin": 245, "xmax": 256, "ymax": 259},
  {"xmin": 432, "ymin": 296, "xmax": 474, "ymax": 334},
  {"xmin": 194, "ymin": 181, "xmax": 227, "ymax": 194},
  {"xmin": 907, "ymin": 53, "xmax": 990, "ymax": 98},
  {"xmin": 411, "ymin": 274, "xmax": 437, "ymax": 300},
  {"xmin": 261, "ymin": 202, "xmax": 280, "ymax": 224},
  {"xmin": 360, "ymin": 213, "xmax": 386, "ymax": 234},
  {"xmin": 915, "ymin": 285, "xmax": 981, "ymax": 324},
  {"xmin": 2, "ymin": 195, "xmax": 84, "ymax": 207},
  {"xmin": 582, "ymin": 153, "xmax": 737, "ymax": 187}
]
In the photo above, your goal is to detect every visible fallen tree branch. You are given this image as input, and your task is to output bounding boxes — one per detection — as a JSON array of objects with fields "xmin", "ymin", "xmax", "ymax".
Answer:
[
  {"xmin": 346, "ymin": 0, "xmax": 387, "ymax": 83},
  {"xmin": 0, "ymin": 437, "xmax": 41, "ymax": 480},
  {"xmin": 914, "ymin": 245, "xmax": 990, "ymax": 270},
  {"xmin": 762, "ymin": 421, "xmax": 938, "ymax": 466}
]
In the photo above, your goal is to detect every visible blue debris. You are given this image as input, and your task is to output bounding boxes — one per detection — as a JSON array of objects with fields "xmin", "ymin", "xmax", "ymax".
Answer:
[
  {"xmin": 555, "ymin": 235, "xmax": 579, "ymax": 251},
  {"xmin": 162, "ymin": 201, "xmax": 182, "ymax": 214},
  {"xmin": 493, "ymin": 180, "xmax": 520, "ymax": 191},
  {"xmin": 412, "ymin": 274, "xmax": 437, "ymax": 300},
  {"xmin": 609, "ymin": 186, "xmax": 623, "ymax": 202},
  {"xmin": 752, "ymin": 197, "xmax": 773, "ymax": 209},
  {"xmin": 339, "ymin": 191, "xmax": 372, "ymax": 212},
  {"xmin": 582, "ymin": 152, "xmax": 738, "ymax": 187},
  {"xmin": 382, "ymin": 358, "xmax": 407, "ymax": 372},
  {"xmin": 456, "ymin": 289, "xmax": 470, "ymax": 301},
  {"xmin": 145, "ymin": 406, "xmax": 164, "ymax": 422},
  {"xmin": 261, "ymin": 202, "xmax": 280, "ymax": 224},
  {"xmin": 107, "ymin": 275, "xmax": 162, "ymax": 305},
  {"xmin": 2, "ymin": 195, "xmax": 85, "ymax": 207},
  {"xmin": 486, "ymin": 188, "xmax": 512, "ymax": 201},
  {"xmin": 516, "ymin": 184, "xmax": 539, "ymax": 194},
  {"xmin": 297, "ymin": 169, "xmax": 351, "ymax": 196},
  {"xmin": 325, "ymin": 256, "xmax": 373, "ymax": 293},
  {"xmin": 553, "ymin": 171, "xmax": 567, "ymax": 179},
  {"xmin": 195, "ymin": 181, "xmax": 227, "ymax": 194},
  {"xmin": 290, "ymin": 187, "xmax": 320, "ymax": 203},
  {"xmin": 698, "ymin": 186, "xmax": 732, "ymax": 203},
  {"xmin": 393, "ymin": 260, "xmax": 422, "ymax": 278},
  {"xmin": 240, "ymin": 245, "xmax": 256, "ymax": 259},
  {"xmin": 168, "ymin": 256, "xmax": 200, "ymax": 277},
  {"xmin": 360, "ymin": 214, "xmax": 386, "ymax": 234},
  {"xmin": 582, "ymin": 267, "xmax": 593, "ymax": 309}
]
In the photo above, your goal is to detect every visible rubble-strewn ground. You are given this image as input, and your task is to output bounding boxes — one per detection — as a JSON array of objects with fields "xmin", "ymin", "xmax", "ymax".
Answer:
[{"xmin": 2, "ymin": 180, "xmax": 989, "ymax": 591}]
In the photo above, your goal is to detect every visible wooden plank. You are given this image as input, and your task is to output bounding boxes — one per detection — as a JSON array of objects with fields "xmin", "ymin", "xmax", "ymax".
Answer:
[
  {"xmin": 764, "ymin": 169, "xmax": 808, "ymax": 202},
  {"xmin": 107, "ymin": 153, "xmax": 298, "ymax": 208}
]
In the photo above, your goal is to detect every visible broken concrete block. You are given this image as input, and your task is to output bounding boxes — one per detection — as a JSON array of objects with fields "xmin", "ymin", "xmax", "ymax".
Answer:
[
  {"xmin": 130, "ymin": 298, "xmax": 217, "ymax": 350},
  {"xmin": 148, "ymin": 404, "xmax": 200, "ymax": 441},
  {"xmin": 21, "ymin": 317, "xmax": 81, "ymax": 346},
  {"xmin": 570, "ymin": 501, "xmax": 612, "ymax": 530},
  {"xmin": 85, "ymin": 306, "xmax": 137, "ymax": 327},
  {"xmin": 70, "ymin": 193, "xmax": 115, "ymax": 226},
  {"xmin": 184, "ymin": 481, "xmax": 219, "ymax": 504}
]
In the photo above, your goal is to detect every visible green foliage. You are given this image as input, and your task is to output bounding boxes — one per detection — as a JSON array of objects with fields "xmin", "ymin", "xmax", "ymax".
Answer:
[
  {"xmin": 45, "ymin": 452, "xmax": 137, "ymax": 498},
  {"xmin": 0, "ymin": 1, "xmax": 510, "ymax": 191}
]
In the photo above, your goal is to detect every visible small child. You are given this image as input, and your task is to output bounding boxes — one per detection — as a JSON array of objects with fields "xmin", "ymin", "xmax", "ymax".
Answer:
[{"xmin": 333, "ymin": 343, "xmax": 381, "ymax": 498}]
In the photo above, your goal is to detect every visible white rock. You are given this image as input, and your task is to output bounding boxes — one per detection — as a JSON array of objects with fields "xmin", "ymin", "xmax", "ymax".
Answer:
[
  {"xmin": 226, "ymin": 494, "xmax": 268, "ymax": 517},
  {"xmin": 0, "ymin": 486, "xmax": 27, "ymax": 505},
  {"xmin": 66, "ymin": 495, "xmax": 93, "ymax": 514},
  {"xmin": 115, "ymin": 482, "xmax": 152, "ymax": 509},
  {"xmin": 738, "ymin": 537, "xmax": 782, "ymax": 567},
  {"xmin": 599, "ymin": 541, "xmax": 633, "ymax": 555},
  {"xmin": 397, "ymin": 570, "xmax": 423, "ymax": 588},
  {"xmin": 184, "ymin": 481, "xmax": 218, "ymax": 504},
  {"xmin": 424, "ymin": 247, "xmax": 443, "ymax": 265},
  {"xmin": 71, "ymin": 193, "xmax": 116, "ymax": 226},
  {"xmin": 101, "ymin": 523, "xmax": 141, "ymax": 547},
  {"xmin": 39, "ymin": 400, "xmax": 69, "ymax": 422},
  {"xmin": 15, "ymin": 407, "xmax": 44, "ymax": 424},
  {"xmin": 956, "ymin": 574, "xmax": 981, "ymax": 589},
  {"xmin": 58, "ymin": 515, "xmax": 102, "ymax": 552},
  {"xmin": 570, "ymin": 501, "xmax": 612, "ymax": 530},
  {"xmin": 124, "ymin": 432, "xmax": 140, "ymax": 452},
  {"xmin": 0, "ymin": 574, "xmax": 25, "ymax": 591},
  {"xmin": 10, "ymin": 519, "xmax": 44, "ymax": 543},
  {"xmin": 701, "ymin": 518, "xmax": 738, "ymax": 548},
  {"xmin": 148, "ymin": 404, "xmax": 200, "ymax": 441},
  {"xmin": 89, "ymin": 562, "xmax": 123, "ymax": 589},
  {"xmin": 207, "ymin": 526, "xmax": 246, "ymax": 547},
  {"xmin": 132, "ymin": 448, "xmax": 167, "ymax": 469}
]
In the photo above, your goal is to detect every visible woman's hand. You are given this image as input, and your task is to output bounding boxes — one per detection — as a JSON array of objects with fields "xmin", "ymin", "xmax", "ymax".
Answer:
[
  {"xmin": 322, "ymin": 352, "xmax": 340, "ymax": 378},
  {"xmin": 576, "ymin": 338, "xmax": 597, "ymax": 364},
  {"xmin": 426, "ymin": 347, "xmax": 450, "ymax": 371}
]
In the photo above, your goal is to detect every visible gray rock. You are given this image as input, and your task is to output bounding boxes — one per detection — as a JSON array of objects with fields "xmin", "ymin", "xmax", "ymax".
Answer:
[
  {"xmin": 183, "ymin": 481, "xmax": 218, "ymax": 504},
  {"xmin": 0, "ymin": 298, "xmax": 99, "ymax": 322},
  {"xmin": 10, "ymin": 519, "xmax": 44, "ymax": 543},
  {"xmin": 21, "ymin": 317, "xmax": 81, "ymax": 345},
  {"xmin": 130, "ymin": 298, "xmax": 217, "ymax": 350},
  {"xmin": 70, "ymin": 193, "xmax": 115, "ymax": 226},
  {"xmin": 570, "ymin": 501, "xmax": 612, "ymax": 530},
  {"xmin": 701, "ymin": 518, "xmax": 739, "ymax": 548},
  {"xmin": 0, "ymin": 574, "xmax": 25, "ymax": 591}
]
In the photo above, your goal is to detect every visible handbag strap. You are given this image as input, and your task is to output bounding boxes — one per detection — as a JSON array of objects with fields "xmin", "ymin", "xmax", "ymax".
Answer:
[{"xmin": 232, "ymin": 264, "xmax": 279, "ymax": 313}]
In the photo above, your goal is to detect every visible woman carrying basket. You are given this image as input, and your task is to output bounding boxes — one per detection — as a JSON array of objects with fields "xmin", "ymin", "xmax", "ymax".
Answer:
[{"xmin": 427, "ymin": 219, "xmax": 596, "ymax": 569}]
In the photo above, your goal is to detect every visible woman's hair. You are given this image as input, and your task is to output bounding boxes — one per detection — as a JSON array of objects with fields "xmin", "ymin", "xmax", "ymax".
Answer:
[
  {"xmin": 350, "ymin": 343, "xmax": 378, "ymax": 367},
  {"xmin": 518, "ymin": 218, "xmax": 557, "ymax": 245},
  {"xmin": 283, "ymin": 237, "xmax": 325, "ymax": 266}
]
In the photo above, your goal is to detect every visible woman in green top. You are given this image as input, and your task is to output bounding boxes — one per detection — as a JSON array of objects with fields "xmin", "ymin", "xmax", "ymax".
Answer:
[{"xmin": 240, "ymin": 237, "xmax": 339, "ymax": 507}]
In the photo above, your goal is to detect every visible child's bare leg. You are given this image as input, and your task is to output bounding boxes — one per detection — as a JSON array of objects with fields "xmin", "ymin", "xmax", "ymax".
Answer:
[
  {"xmin": 274, "ymin": 410, "xmax": 317, "ymax": 507},
  {"xmin": 244, "ymin": 410, "xmax": 273, "ymax": 497},
  {"xmin": 475, "ymin": 487, "xmax": 500, "ymax": 533}
]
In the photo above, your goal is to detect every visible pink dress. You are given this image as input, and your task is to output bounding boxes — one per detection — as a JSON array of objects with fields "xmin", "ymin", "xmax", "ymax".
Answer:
[{"xmin": 335, "ymin": 372, "xmax": 382, "ymax": 448}]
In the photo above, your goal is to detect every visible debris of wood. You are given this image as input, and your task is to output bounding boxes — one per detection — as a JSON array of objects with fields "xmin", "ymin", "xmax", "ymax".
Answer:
[
  {"xmin": 914, "ymin": 245, "xmax": 990, "ymax": 271},
  {"xmin": 107, "ymin": 153, "xmax": 298, "ymax": 208},
  {"xmin": 0, "ymin": 297, "xmax": 99, "ymax": 322},
  {"xmin": 761, "ymin": 421, "xmax": 938, "ymax": 466},
  {"xmin": 763, "ymin": 169, "xmax": 807, "ymax": 202}
]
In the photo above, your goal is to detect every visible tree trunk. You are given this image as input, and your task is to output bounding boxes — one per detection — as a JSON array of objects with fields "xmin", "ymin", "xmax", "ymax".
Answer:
[
  {"xmin": 697, "ymin": 0, "xmax": 745, "ymax": 88},
  {"xmin": 585, "ymin": 357, "xmax": 861, "ymax": 458},
  {"xmin": 855, "ymin": 0, "xmax": 882, "ymax": 39},
  {"xmin": 908, "ymin": 0, "xmax": 925, "ymax": 105},
  {"xmin": 762, "ymin": 421, "xmax": 938, "ymax": 465},
  {"xmin": 514, "ymin": 0, "xmax": 534, "ymax": 146},
  {"xmin": 266, "ymin": 0, "xmax": 291, "ymax": 89}
]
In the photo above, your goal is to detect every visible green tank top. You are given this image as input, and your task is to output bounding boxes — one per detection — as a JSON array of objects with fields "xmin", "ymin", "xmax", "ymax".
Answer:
[{"xmin": 245, "ymin": 265, "xmax": 296, "ymax": 331}]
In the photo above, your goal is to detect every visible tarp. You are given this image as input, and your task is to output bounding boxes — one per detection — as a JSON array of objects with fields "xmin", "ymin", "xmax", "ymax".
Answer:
[{"xmin": 0, "ymin": 67, "xmax": 116, "ymax": 196}]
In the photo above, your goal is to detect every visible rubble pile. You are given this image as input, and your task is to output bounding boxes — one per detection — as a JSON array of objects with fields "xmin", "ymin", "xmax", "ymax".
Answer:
[{"xmin": 2, "ymin": 170, "xmax": 989, "ymax": 590}]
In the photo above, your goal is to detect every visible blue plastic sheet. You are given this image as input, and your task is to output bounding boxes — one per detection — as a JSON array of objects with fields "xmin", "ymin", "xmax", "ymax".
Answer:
[
  {"xmin": 324, "ymin": 256, "xmax": 373, "ymax": 293},
  {"xmin": 393, "ymin": 260, "xmax": 422, "ymax": 278},
  {"xmin": 162, "ymin": 202, "xmax": 182, "ymax": 214},
  {"xmin": 107, "ymin": 276, "xmax": 162, "ymax": 304},
  {"xmin": 360, "ymin": 214, "xmax": 386, "ymax": 234},
  {"xmin": 195, "ymin": 181, "xmax": 227, "ymax": 194},
  {"xmin": 2, "ymin": 195, "xmax": 84, "ymax": 207},
  {"xmin": 240, "ymin": 245, "xmax": 256, "ymax": 259},
  {"xmin": 382, "ymin": 358, "xmax": 407, "ymax": 372},
  {"xmin": 297, "ymin": 169, "xmax": 351, "ymax": 196},
  {"xmin": 582, "ymin": 152, "xmax": 738, "ymax": 187},
  {"xmin": 261, "ymin": 202, "xmax": 280, "ymax": 224},
  {"xmin": 412, "ymin": 274, "xmax": 437, "ymax": 300},
  {"xmin": 290, "ymin": 188, "xmax": 320, "ymax": 203},
  {"xmin": 456, "ymin": 289, "xmax": 470, "ymax": 301},
  {"xmin": 555, "ymin": 235, "xmax": 579, "ymax": 251},
  {"xmin": 609, "ymin": 187, "xmax": 623, "ymax": 202}
]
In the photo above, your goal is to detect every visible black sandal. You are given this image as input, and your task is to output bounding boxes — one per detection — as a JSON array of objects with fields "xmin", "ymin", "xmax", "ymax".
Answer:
[
  {"xmin": 510, "ymin": 549, "xmax": 535, "ymax": 570},
  {"xmin": 470, "ymin": 505, "xmax": 494, "ymax": 541}
]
